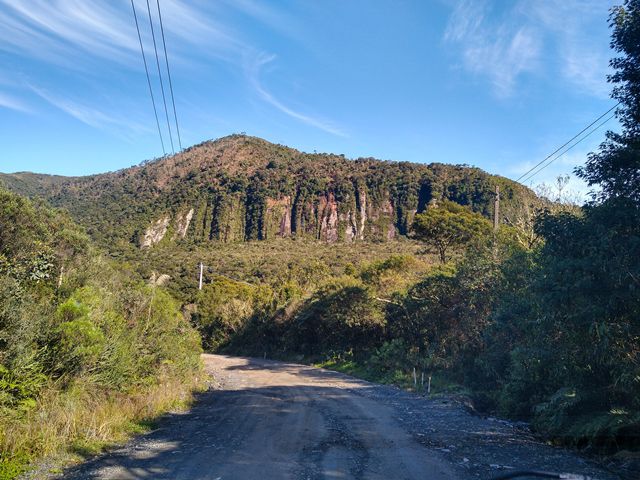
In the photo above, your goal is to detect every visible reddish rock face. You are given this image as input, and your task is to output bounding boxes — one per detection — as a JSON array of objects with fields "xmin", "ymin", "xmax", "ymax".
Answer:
[
  {"xmin": 279, "ymin": 208, "xmax": 291, "ymax": 237},
  {"xmin": 319, "ymin": 192, "xmax": 339, "ymax": 243},
  {"xmin": 142, "ymin": 186, "xmax": 407, "ymax": 247},
  {"xmin": 265, "ymin": 196, "xmax": 292, "ymax": 238}
]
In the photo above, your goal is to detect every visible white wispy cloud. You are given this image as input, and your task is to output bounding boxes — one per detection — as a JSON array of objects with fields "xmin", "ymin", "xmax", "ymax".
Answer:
[
  {"xmin": 525, "ymin": 0, "xmax": 614, "ymax": 98},
  {"xmin": 0, "ymin": 0, "xmax": 247, "ymax": 69},
  {"xmin": 152, "ymin": 0, "xmax": 248, "ymax": 63},
  {"xmin": 444, "ymin": 0, "xmax": 615, "ymax": 98},
  {"xmin": 245, "ymin": 53, "xmax": 347, "ymax": 138},
  {"xmin": 0, "ymin": 0, "xmax": 137, "ymax": 68},
  {"xmin": 0, "ymin": 0, "xmax": 339, "ymax": 138},
  {"xmin": 0, "ymin": 91, "xmax": 30, "ymax": 113},
  {"xmin": 30, "ymin": 85, "xmax": 150, "ymax": 138},
  {"xmin": 444, "ymin": 0, "xmax": 541, "ymax": 97}
]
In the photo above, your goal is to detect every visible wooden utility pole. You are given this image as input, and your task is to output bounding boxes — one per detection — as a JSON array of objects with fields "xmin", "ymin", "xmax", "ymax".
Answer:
[
  {"xmin": 198, "ymin": 262, "xmax": 204, "ymax": 290},
  {"xmin": 494, "ymin": 185, "xmax": 500, "ymax": 231}
]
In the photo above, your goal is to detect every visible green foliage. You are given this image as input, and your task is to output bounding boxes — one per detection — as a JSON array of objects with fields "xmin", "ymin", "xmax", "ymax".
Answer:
[
  {"xmin": 291, "ymin": 276, "xmax": 385, "ymax": 355},
  {"xmin": 0, "ymin": 191, "xmax": 88, "ymax": 296},
  {"xmin": 196, "ymin": 278, "xmax": 272, "ymax": 350},
  {"xmin": 0, "ymin": 451, "xmax": 31, "ymax": 480},
  {"xmin": 0, "ymin": 188, "xmax": 202, "ymax": 477},
  {"xmin": 55, "ymin": 317, "xmax": 105, "ymax": 374},
  {"xmin": 412, "ymin": 201, "xmax": 492, "ymax": 262},
  {"xmin": 0, "ymin": 363, "xmax": 46, "ymax": 415},
  {"xmin": 368, "ymin": 339, "xmax": 412, "ymax": 378},
  {"xmin": 360, "ymin": 254, "xmax": 416, "ymax": 284}
]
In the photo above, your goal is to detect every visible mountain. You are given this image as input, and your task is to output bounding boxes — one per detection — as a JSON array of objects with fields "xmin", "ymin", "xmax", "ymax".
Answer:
[{"xmin": 0, "ymin": 134, "xmax": 539, "ymax": 251}]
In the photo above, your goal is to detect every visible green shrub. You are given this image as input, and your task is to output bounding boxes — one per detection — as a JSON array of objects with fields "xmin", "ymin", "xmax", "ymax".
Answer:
[
  {"xmin": 289, "ymin": 276, "xmax": 385, "ymax": 355},
  {"xmin": 0, "ymin": 188, "xmax": 203, "ymax": 477}
]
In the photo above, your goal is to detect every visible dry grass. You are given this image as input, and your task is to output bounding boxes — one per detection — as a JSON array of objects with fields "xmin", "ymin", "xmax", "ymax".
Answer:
[{"xmin": 0, "ymin": 370, "xmax": 205, "ymax": 479}]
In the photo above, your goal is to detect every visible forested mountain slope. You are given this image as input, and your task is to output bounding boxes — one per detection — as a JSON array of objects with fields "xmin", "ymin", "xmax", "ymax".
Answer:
[{"xmin": 0, "ymin": 135, "xmax": 539, "ymax": 251}]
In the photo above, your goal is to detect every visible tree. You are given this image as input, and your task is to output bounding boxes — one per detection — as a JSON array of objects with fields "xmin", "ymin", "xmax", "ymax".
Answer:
[
  {"xmin": 577, "ymin": 1, "xmax": 640, "ymax": 203},
  {"xmin": 195, "ymin": 277, "xmax": 269, "ymax": 350},
  {"xmin": 291, "ymin": 276, "xmax": 385, "ymax": 355},
  {"xmin": 491, "ymin": 1, "xmax": 640, "ymax": 444},
  {"xmin": 412, "ymin": 201, "xmax": 491, "ymax": 263}
]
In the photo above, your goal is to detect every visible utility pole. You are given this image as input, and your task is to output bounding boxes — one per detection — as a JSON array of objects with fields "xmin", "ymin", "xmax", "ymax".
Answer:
[
  {"xmin": 494, "ymin": 185, "xmax": 500, "ymax": 231},
  {"xmin": 57, "ymin": 265, "xmax": 64, "ymax": 289},
  {"xmin": 198, "ymin": 262, "xmax": 204, "ymax": 290}
]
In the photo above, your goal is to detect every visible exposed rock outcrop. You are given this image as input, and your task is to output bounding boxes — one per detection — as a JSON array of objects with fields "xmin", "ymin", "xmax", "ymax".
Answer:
[
  {"xmin": 173, "ymin": 208, "xmax": 194, "ymax": 239},
  {"xmin": 142, "ymin": 216, "xmax": 170, "ymax": 248},
  {"xmin": 319, "ymin": 193, "xmax": 339, "ymax": 243},
  {"xmin": 149, "ymin": 272, "xmax": 171, "ymax": 286}
]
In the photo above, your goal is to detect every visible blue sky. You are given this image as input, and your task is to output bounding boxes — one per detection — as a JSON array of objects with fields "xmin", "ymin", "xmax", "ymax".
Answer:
[{"xmin": 0, "ymin": 0, "xmax": 619, "ymax": 195}]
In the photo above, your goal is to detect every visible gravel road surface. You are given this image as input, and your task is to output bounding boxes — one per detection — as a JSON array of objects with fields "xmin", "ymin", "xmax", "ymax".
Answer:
[{"xmin": 59, "ymin": 354, "xmax": 620, "ymax": 480}]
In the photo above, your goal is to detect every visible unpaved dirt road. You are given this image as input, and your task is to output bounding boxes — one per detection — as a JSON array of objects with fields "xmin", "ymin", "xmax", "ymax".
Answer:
[{"xmin": 60, "ymin": 354, "xmax": 619, "ymax": 480}]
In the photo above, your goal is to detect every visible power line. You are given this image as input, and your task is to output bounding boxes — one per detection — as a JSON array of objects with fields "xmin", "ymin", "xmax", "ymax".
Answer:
[
  {"xmin": 156, "ymin": 0, "xmax": 182, "ymax": 151},
  {"xmin": 520, "ymin": 113, "xmax": 615, "ymax": 184},
  {"xmin": 131, "ymin": 0, "xmax": 165, "ymax": 155},
  {"xmin": 516, "ymin": 103, "xmax": 619, "ymax": 183},
  {"xmin": 146, "ymin": 0, "xmax": 174, "ymax": 154}
]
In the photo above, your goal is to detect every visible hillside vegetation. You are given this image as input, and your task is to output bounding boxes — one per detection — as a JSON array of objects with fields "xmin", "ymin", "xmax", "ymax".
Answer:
[
  {"xmin": 0, "ymin": 135, "xmax": 539, "ymax": 255},
  {"xmin": 0, "ymin": 189, "xmax": 202, "ymax": 479}
]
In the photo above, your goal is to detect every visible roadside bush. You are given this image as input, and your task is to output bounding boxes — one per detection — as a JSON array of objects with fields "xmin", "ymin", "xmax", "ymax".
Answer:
[
  {"xmin": 288, "ymin": 276, "xmax": 385, "ymax": 356},
  {"xmin": 0, "ymin": 189, "xmax": 203, "ymax": 478},
  {"xmin": 195, "ymin": 277, "xmax": 274, "ymax": 350}
]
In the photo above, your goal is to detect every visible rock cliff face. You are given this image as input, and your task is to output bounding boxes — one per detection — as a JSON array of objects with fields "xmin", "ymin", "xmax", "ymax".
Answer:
[
  {"xmin": 142, "ymin": 182, "xmax": 418, "ymax": 246},
  {"xmin": 173, "ymin": 208, "xmax": 194, "ymax": 239},
  {"xmin": 0, "ymin": 135, "xmax": 541, "ymax": 250},
  {"xmin": 141, "ymin": 216, "xmax": 170, "ymax": 248}
]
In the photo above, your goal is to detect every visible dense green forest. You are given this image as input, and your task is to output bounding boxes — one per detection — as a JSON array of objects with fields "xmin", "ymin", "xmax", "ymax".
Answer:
[{"xmin": 0, "ymin": 190, "xmax": 202, "ymax": 478}]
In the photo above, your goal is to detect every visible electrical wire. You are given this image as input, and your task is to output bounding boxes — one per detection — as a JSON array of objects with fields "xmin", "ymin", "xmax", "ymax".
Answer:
[
  {"xmin": 516, "ymin": 103, "xmax": 619, "ymax": 183},
  {"xmin": 146, "ymin": 0, "xmax": 174, "ymax": 154},
  {"xmin": 520, "ymin": 113, "xmax": 615, "ymax": 184},
  {"xmin": 131, "ymin": 0, "xmax": 165, "ymax": 155},
  {"xmin": 156, "ymin": 0, "xmax": 182, "ymax": 151}
]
